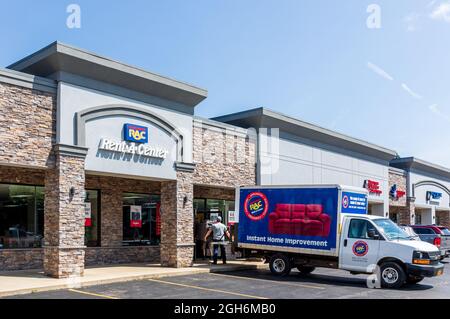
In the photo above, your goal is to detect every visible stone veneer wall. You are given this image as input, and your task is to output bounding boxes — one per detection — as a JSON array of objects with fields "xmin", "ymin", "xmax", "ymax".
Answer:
[
  {"xmin": 44, "ymin": 151, "xmax": 86, "ymax": 278},
  {"xmin": 388, "ymin": 169, "xmax": 412, "ymax": 225},
  {"xmin": 0, "ymin": 249, "xmax": 43, "ymax": 271},
  {"xmin": 194, "ymin": 185, "xmax": 235, "ymax": 201},
  {"xmin": 85, "ymin": 246, "xmax": 160, "ymax": 266},
  {"xmin": 436, "ymin": 211, "xmax": 450, "ymax": 229},
  {"xmin": 85, "ymin": 175, "xmax": 161, "ymax": 247},
  {"xmin": 0, "ymin": 80, "xmax": 54, "ymax": 272},
  {"xmin": 0, "ymin": 166, "xmax": 45, "ymax": 185},
  {"xmin": 192, "ymin": 119, "xmax": 256, "ymax": 188},
  {"xmin": 160, "ymin": 171, "xmax": 194, "ymax": 268},
  {"xmin": 388, "ymin": 169, "xmax": 407, "ymax": 207},
  {"xmin": 0, "ymin": 82, "xmax": 55, "ymax": 168}
]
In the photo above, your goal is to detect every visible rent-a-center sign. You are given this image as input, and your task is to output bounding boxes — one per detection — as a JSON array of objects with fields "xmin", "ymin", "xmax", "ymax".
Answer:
[
  {"xmin": 98, "ymin": 123, "xmax": 169, "ymax": 159},
  {"xmin": 364, "ymin": 180, "xmax": 382, "ymax": 195}
]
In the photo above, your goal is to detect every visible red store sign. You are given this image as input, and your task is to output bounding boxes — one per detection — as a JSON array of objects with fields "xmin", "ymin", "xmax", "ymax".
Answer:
[{"xmin": 364, "ymin": 180, "xmax": 382, "ymax": 195}]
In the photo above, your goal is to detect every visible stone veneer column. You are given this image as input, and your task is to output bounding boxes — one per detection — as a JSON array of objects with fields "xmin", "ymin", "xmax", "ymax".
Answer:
[
  {"xmin": 436, "ymin": 211, "xmax": 450, "ymax": 228},
  {"xmin": 160, "ymin": 163, "xmax": 196, "ymax": 268},
  {"xmin": 44, "ymin": 144, "xmax": 88, "ymax": 278},
  {"xmin": 398, "ymin": 197, "xmax": 415, "ymax": 225}
]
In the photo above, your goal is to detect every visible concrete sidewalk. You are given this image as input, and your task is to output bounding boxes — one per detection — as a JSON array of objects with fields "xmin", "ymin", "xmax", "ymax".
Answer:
[{"xmin": 0, "ymin": 260, "xmax": 267, "ymax": 298}]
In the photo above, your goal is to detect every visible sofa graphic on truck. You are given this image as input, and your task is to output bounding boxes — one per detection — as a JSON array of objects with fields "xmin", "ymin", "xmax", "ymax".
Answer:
[{"xmin": 268, "ymin": 204, "xmax": 331, "ymax": 237}]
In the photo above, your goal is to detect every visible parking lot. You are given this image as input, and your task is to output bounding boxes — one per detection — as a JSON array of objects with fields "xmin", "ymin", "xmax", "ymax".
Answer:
[{"xmin": 4, "ymin": 260, "xmax": 450, "ymax": 299}]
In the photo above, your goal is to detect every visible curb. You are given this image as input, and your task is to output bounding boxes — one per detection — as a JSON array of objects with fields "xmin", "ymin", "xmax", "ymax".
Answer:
[{"xmin": 0, "ymin": 263, "xmax": 268, "ymax": 298}]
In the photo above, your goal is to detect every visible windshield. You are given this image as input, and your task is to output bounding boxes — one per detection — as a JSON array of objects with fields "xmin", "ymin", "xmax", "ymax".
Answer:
[
  {"xmin": 373, "ymin": 219, "xmax": 410, "ymax": 241},
  {"xmin": 439, "ymin": 228, "xmax": 450, "ymax": 236},
  {"xmin": 400, "ymin": 226, "xmax": 418, "ymax": 237}
]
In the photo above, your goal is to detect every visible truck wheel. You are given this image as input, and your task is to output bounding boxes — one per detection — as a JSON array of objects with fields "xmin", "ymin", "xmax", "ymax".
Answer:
[
  {"xmin": 269, "ymin": 254, "xmax": 291, "ymax": 276},
  {"xmin": 406, "ymin": 275, "xmax": 424, "ymax": 285},
  {"xmin": 297, "ymin": 266, "xmax": 315, "ymax": 275},
  {"xmin": 380, "ymin": 262, "xmax": 406, "ymax": 289}
]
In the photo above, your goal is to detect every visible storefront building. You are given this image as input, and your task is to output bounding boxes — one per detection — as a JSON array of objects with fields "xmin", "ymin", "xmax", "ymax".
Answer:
[
  {"xmin": 390, "ymin": 157, "xmax": 450, "ymax": 228},
  {"xmin": 1, "ymin": 42, "xmax": 450, "ymax": 276}
]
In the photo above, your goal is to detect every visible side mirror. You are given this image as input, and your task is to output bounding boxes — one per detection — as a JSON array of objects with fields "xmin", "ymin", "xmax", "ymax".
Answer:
[{"xmin": 368, "ymin": 229, "xmax": 380, "ymax": 240}]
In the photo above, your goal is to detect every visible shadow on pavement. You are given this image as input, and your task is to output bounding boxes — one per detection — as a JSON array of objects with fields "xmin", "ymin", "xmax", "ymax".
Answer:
[{"xmin": 215, "ymin": 269, "xmax": 435, "ymax": 291}]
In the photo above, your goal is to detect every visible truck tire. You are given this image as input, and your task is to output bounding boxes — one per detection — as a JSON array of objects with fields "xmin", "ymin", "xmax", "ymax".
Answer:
[
  {"xmin": 379, "ymin": 262, "xmax": 406, "ymax": 289},
  {"xmin": 297, "ymin": 266, "xmax": 315, "ymax": 275},
  {"xmin": 269, "ymin": 254, "xmax": 291, "ymax": 276},
  {"xmin": 406, "ymin": 275, "xmax": 424, "ymax": 285}
]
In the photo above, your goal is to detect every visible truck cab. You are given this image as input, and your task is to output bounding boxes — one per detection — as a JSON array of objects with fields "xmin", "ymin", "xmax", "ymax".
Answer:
[{"xmin": 339, "ymin": 214, "xmax": 443, "ymax": 288}]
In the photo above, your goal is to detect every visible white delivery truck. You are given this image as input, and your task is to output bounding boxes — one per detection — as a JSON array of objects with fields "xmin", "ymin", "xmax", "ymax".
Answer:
[{"xmin": 235, "ymin": 185, "xmax": 444, "ymax": 289}]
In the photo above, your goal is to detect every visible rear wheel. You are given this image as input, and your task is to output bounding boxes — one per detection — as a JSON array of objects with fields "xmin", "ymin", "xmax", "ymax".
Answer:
[
  {"xmin": 269, "ymin": 254, "xmax": 291, "ymax": 276},
  {"xmin": 297, "ymin": 266, "xmax": 315, "ymax": 275},
  {"xmin": 406, "ymin": 275, "xmax": 424, "ymax": 285},
  {"xmin": 379, "ymin": 262, "xmax": 406, "ymax": 289}
]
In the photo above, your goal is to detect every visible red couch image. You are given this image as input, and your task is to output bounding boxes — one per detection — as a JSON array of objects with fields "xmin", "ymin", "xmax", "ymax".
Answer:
[{"xmin": 268, "ymin": 204, "xmax": 331, "ymax": 237}]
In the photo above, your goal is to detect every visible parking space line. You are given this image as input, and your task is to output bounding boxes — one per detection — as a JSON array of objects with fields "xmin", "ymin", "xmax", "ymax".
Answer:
[
  {"xmin": 210, "ymin": 273, "xmax": 325, "ymax": 290},
  {"xmin": 147, "ymin": 278, "xmax": 268, "ymax": 299},
  {"xmin": 67, "ymin": 289, "xmax": 119, "ymax": 299}
]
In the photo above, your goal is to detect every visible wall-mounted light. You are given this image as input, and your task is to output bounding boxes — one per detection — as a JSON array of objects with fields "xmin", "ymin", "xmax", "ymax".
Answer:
[
  {"xmin": 69, "ymin": 187, "xmax": 75, "ymax": 197},
  {"xmin": 183, "ymin": 196, "xmax": 188, "ymax": 207}
]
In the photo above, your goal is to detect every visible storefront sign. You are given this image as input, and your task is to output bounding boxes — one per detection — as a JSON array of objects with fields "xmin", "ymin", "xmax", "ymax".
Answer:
[
  {"xmin": 389, "ymin": 184, "xmax": 406, "ymax": 200},
  {"xmin": 99, "ymin": 138, "xmax": 169, "ymax": 159},
  {"xmin": 364, "ymin": 180, "xmax": 382, "ymax": 195},
  {"xmin": 84, "ymin": 202, "xmax": 92, "ymax": 227},
  {"xmin": 426, "ymin": 191, "xmax": 442, "ymax": 205},
  {"xmin": 124, "ymin": 123, "xmax": 148, "ymax": 143},
  {"xmin": 130, "ymin": 205, "xmax": 142, "ymax": 228}
]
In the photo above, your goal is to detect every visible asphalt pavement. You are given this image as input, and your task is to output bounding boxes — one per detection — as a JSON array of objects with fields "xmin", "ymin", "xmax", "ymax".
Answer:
[{"xmin": 4, "ymin": 260, "xmax": 450, "ymax": 299}]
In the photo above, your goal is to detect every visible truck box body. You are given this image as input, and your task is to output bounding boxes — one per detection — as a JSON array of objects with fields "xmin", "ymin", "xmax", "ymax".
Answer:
[{"xmin": 237, "ymin": 185, "xmax": 369, "ymax": 257}]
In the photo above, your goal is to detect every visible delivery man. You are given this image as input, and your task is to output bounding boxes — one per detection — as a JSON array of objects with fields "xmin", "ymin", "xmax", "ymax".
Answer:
[{"xmin": 204, "ymin": 216, "xmax": 230, "ymax": 264}]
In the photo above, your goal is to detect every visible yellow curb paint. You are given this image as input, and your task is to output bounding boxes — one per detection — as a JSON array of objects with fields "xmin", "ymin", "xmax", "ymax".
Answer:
[
  {"xmin": 147, "ymin": 278, "xmax": 268, "ymax": 299},
  {"xmin": 210, "ymin": 272, "xmax": 325, "ymax": 290},
  {"xmin": 68, "ymin": 289, "xmax": 119, "ymax": 299}
]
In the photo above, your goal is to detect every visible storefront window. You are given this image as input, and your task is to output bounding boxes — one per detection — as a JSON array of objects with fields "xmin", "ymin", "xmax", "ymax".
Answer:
[
  {"xmin": 122, "ymin": 193, "xmax": 160, "ymax": 246},
  {"xmin": 85, "ymin": 190, "xmax": 100, "ymax": 247},
  {"xmin": 0, "ymin": 184, "xmax": 44, "ymax": 249}
]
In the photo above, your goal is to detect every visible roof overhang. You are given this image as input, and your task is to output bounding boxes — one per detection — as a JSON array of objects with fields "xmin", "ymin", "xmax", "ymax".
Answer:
[
  {"xmin": 7, "ymin": 41, "xmax": 207, "ymax": 108},
  {"xmin": 390, "ymin": 157, "xmax": 450, "ymax": 180},
  {"xmin": 213, "ymin": 107, "xmax": 398, "ymax": 161}
]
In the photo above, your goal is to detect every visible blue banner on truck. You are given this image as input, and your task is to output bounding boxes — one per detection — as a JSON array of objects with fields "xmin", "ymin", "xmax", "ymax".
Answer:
[
  {"xmin": 341, "ymin": 192, "xmax": 368, "ymax": 214},
  {"xmin": 238, "ymin": 187, "xmax": 339, "ymax": 252}
]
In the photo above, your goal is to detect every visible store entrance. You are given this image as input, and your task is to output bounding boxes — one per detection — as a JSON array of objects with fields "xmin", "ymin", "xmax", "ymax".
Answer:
[
  {"xmin": 194, "ymin": 210, "xmax": 223, "ymax": 260},
  {"xmin": 193, "ymin": 198, "xmax": 235, "ymax": 260}
]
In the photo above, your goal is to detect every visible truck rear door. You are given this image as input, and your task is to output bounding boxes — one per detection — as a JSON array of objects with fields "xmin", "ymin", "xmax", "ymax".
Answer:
[{"xmin": 339, "ymin": 217, "xmax": 381, "ymax": 273}]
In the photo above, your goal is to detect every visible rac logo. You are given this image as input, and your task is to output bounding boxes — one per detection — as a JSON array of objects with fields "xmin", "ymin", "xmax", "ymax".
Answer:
[
  {"xmin": 244, "ymin": 192, "xmax": 269, "ymax": 221},
  {"xmin": 124, "ymin": 124, "xmax": 148, "ymax": 143}
]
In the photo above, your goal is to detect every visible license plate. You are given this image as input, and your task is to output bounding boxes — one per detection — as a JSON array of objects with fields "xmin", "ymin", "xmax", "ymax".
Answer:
[{"xmin": 436, "ymin": 269, "xmax": 443, "ymax": 276}]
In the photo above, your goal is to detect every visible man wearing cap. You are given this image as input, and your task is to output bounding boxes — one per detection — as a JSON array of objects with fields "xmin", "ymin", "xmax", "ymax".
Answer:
[{"xmin": 204, "ymin": 216, "xmax": 230, "ymax": 264}]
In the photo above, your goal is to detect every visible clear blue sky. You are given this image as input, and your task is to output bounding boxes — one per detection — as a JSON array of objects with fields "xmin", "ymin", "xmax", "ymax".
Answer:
[{"xmin": 1, "ymin": 0, "xmax": 450, "ymax": 167}]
